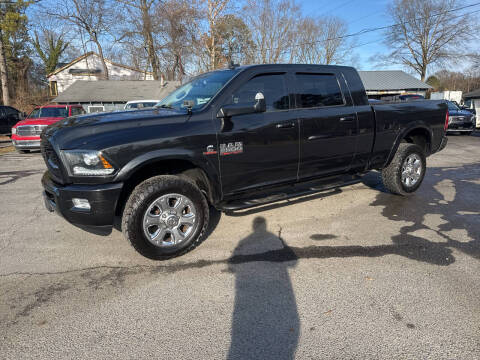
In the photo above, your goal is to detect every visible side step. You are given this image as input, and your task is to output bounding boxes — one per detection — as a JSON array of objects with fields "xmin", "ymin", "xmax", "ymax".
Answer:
[{"xmin": 220, "ymin": 174, "xmax": 362, "ymax": 211}]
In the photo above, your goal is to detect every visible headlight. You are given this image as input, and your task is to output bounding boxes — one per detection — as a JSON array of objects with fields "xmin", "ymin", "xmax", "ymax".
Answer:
[
  {"xmin": 11, "ymin": 127, "xmax": 16, "ymax": 134},
  {"xmin": 62, "ymin": 150, "xmax": 115, "ymax": 176}
]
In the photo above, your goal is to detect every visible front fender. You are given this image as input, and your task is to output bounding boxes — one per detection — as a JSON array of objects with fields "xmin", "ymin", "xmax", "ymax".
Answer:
[{"xmin": 113, "ymin": 148, "xmax": 222, "ymax": 203}]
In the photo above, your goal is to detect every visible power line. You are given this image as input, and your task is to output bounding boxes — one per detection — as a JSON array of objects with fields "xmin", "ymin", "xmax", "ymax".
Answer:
[{"xmin": 249, "ymin": 1, "xmax": 480, "ymax": 56}]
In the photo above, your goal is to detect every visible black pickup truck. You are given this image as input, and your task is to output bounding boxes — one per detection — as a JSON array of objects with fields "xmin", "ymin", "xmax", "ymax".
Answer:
[{"xmin": 41, "ymin": 64, "xmax": 448, "ymax": 259}]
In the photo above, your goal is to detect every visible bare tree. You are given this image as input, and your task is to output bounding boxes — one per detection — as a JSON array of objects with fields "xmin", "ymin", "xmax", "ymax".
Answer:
[
  {"xmin": 205, "ymin": 0, "xmax": 229, "ymax": 70},
  {"xmin": 216, "ymin": 14, "xmax": 255, "ymax": 65},
  {"xmin": 45, "ymin": 0, "xmax": 114, "ymax": 79},
  {"xmin": 242, "ymin": 0, "xmax": 299, "ymax": 64},
  {"xmin": 156, "ymin": 0, "xmax": 201, "ymax": 80},
  {"xmin": 115, "ymin": 0, "xmax": 161, "ymax": 79},
  {"xmin": 293, "ymin": 16, "xmax": 351, "ymax": 65},
  {"xmin": 385, "ymin": 0, "xmax": 476, "ymax": 81},
  {"xmin": 0, "ymin": 28, "xmax": 9, "ymax": 105},
  {"xmin": 33, "ymin": 30, "xmax": 69, "ymax": 75}
]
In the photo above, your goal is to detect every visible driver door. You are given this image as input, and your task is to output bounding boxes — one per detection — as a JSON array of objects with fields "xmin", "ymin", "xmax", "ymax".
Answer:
[{"xmin": 216, "ymin": 72, "xmax": 299, "ymax": 196}]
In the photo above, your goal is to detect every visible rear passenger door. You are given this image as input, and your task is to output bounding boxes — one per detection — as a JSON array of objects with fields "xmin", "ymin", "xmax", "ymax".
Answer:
[{"xmin": 295, "ymin": 72, "xmax": 358, "ymax": 179}]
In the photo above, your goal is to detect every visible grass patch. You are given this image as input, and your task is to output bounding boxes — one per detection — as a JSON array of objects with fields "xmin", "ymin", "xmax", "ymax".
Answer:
[{"xmin": 0, "ymin": 146, "xmax": 15, "ymax": 154}]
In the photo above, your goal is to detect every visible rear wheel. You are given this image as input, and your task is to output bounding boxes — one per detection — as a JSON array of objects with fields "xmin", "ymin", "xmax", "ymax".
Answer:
[
  {"xmin": 382, "ymin": 143, "xmax": 426, "ymax": 196},
  {"xmin": 122, "ymin": 175, "xmax": 209, "ymax": 259}
]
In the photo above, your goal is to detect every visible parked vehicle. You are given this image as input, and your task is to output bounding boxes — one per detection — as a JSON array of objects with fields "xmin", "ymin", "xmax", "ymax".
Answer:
[
  {"xmin": 0, "ymin": 106, "xmax": 24, "ymax": 135},
  {"xmin": 431, "ymin": 91, "xmax": 463, "ymax": 104},
  {"xmin": 40, "ymin": 64, "xmax": 448, "ymax": 259},
  {"xmin": 398, "ymin": 94, "xmax": 425, "ymax": 101},
  {"xmin": 11, "ymin": 104, "xmax": 85, "ymax": 153},
  {"xmin": 124, "ymin": 100, "xmax": 159, "ymax": 110},
  {"xmin": 446, "ymin": 100, "xmax": 476, "ymax": 135}
]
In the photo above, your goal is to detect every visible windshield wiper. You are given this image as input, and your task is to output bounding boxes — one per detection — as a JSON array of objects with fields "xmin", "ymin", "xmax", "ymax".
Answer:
[{"xmin": 158, "ymin": 104, "xmax": 173, "ymax": 109}]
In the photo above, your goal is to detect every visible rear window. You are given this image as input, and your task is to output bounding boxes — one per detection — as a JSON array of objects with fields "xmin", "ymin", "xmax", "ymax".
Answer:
[
  {"xmin": 295, "ymin": 73, "xmax": 344, "ymax": 108},
  {"xmin": 29, "ymin": 107, "xmax": 68, "ymax": 118}
]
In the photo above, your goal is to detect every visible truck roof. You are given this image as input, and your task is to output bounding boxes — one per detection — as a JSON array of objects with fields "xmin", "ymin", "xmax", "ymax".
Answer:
[{"xmin": 36, "ymin": 104, "xmax": 82, "ymax": 108}]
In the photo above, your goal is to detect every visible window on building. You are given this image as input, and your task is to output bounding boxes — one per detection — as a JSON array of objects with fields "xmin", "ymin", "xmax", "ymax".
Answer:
[{"xmin": 49, "ymin": 81, "xmax": 58, "ymax": 97}]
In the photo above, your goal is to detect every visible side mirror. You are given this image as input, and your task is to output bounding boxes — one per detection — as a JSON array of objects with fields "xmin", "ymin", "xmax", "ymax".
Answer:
[{"xmin": 217, "ymin": 92, "xmax": 266, "ymax": 118}]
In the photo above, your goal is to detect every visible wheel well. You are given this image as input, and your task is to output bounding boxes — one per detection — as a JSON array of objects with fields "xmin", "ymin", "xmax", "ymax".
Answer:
[
  {"xmin": 115, "ymin": 159, "xmax": 213, "ymax": 216},
  {"xmin": 402, "ymin": 128, "xmax": 431, "ymax": 155}
]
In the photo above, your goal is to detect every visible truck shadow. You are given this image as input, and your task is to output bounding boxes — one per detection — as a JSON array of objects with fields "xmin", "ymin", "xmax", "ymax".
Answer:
[
  {"xmin": 362, "ymin": 164, "xmax": 480, "ymax": 263},
  {"xmin": 225, "ymin": 163, "xmax": 479, "ymax": 268}
]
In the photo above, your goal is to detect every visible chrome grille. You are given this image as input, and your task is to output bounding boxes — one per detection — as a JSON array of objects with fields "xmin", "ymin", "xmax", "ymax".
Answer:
[{"xmin": 17, "ymin": 125, "xmax": 47, "ymax": 136}]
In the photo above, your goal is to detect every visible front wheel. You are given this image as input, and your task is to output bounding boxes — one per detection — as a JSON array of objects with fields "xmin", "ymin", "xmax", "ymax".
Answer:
[
  {"xmin": 382, "ymin": 143, "xmax": 426, "ymax": 196},
  {"xmin": 122, "ymin": 175, "xmax": 209, "ymax": 259}
]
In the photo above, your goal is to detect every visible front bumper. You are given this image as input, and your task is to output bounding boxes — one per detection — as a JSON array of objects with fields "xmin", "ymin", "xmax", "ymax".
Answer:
[
  {"xmin": 447, "ymin": 122, "xmax": 475, "ymax": 132},
  {"xmin": 42, "ymin": 171, "xmax": 123, "ymax": 229},
  {"xmin": 12, "ymin": 139, "xmax": 41, "ymax": 149}
]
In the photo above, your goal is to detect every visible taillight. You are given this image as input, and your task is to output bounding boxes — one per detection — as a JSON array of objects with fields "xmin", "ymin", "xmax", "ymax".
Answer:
[{"xmin": 444, "ymin": 111, "xmax": 449, "ymax": 131}]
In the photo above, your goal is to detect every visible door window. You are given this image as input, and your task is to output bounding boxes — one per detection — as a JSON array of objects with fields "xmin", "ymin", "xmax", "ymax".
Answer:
[
  {"xmin": 230, "ymin": 73, "xmax": 290, "ymax": 112},
  {"xmin": 295, "ymin": 73, "xmax": 344, "ymax": 108}
]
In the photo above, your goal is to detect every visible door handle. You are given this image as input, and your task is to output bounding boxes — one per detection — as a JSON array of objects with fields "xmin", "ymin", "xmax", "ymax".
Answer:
[
  {"xmin": 339, "ymin": 116, "xmax": 355, "ymax": 122},
  {"xmin": 276, "ymin": 122, "xmax": 296, "ymax": 129}
]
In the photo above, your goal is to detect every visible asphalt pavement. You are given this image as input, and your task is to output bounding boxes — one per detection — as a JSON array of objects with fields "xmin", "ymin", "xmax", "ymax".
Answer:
[{"xmin": 1, "ymin": 134, "xmax": 479, "ymax": 359}]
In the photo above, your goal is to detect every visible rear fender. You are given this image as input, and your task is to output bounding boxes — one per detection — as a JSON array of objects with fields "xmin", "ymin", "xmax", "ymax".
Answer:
[{"xmin": 383, "ymin": 124, "xmax": 433, "ymax": 168}]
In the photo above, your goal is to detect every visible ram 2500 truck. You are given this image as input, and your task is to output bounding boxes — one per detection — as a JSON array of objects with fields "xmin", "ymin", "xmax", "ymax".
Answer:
[{"xmin": 41, "ymin": 64, "xmax": 448, "ymax": 259}]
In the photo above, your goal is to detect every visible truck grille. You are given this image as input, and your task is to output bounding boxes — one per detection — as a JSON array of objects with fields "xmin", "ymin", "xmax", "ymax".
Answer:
[
  {"xmin": 41, "ymin": 138, "xmax": 64, "ymax": 183},
  {"xmin": 16, "ymin": 125, "xmax": 47, "ymax": 136}
]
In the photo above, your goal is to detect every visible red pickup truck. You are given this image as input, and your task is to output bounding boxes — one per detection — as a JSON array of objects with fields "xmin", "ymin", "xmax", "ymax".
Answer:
[{"xmin": 11, "ymin": 104, "xmax": 85, "ymax": 153}]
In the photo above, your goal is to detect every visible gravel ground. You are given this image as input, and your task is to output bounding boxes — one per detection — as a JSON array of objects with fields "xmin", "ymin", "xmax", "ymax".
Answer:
[{"xmin": 0, "ymin": 134, "xmax": 479, "ymax": 359}]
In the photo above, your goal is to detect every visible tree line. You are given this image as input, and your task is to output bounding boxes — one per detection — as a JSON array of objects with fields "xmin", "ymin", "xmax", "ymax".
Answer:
[{"xmin": 0, "ymin": 0, "xmax": 478, "ymax": 110}]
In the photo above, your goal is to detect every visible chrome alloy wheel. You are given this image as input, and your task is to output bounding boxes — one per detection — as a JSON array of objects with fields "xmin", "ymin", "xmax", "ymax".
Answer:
[
  {"xmin": 401, "ymin": 153, "xmax": 423, "ymax": 188},
  {"xmin": 142, "ymin": 193, "xmax": 198, "ymax": 247}
]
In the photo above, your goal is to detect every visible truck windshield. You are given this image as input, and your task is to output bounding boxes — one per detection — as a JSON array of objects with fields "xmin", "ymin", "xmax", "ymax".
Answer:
[
  {"xmin": 156, "ymin": 69, "xmax": 238, "ymax": 111},
  {"xmin": 29, "ymin": 107, "xmax": 68, "ymax": 118}
]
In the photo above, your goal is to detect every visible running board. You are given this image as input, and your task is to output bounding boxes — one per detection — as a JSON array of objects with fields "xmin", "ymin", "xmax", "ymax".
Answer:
[{"xmin": 220, "ymin": 174, "xmax": 362, "ymax": 211}]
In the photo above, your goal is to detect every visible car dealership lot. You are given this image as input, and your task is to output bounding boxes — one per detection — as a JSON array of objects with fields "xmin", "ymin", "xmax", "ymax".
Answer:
[{"xmin": 1, "ymin": 134, "xmax": 479, "ymax": 359}]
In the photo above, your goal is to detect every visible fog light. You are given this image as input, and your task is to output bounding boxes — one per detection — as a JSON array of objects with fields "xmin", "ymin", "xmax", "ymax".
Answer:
[{"xmin": 72, "ymin": 198, "xmax": 91, "ymax": 210}]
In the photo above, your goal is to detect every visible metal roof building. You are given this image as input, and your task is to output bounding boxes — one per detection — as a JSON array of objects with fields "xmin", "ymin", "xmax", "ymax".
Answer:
[
  {"xmin": 358, "ymin": 70, "xmax": 432, "ymax": 98},
  {"xmin": 54, "ymin": 80, "xmax": 179, "ymax": 113}
]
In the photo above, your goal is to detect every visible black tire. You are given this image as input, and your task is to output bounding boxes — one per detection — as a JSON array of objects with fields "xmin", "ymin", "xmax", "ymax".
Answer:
[
  {"xmin": 461, "ymin": 131, "xmax": 473, "ymax": 135},
  {"xmin": 17, "ymin": 149, "xmax": 30, "ymax": 154},
  {"xmin": 382, "ymin": 143, "xmax": 426, "ymax": 196},
  {"xmin": 122, "ymin": 175, "xmax": 209, "ymax": 260}
]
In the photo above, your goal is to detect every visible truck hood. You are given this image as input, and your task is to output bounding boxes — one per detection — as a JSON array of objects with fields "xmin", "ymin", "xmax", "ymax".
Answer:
[
  {"xmin": 14, "ymin": 117, "xmax": 64, "ymax": 127},
  {"xmin": 43, "ymin": 107, "xmax": 188, "ymax": 150}
]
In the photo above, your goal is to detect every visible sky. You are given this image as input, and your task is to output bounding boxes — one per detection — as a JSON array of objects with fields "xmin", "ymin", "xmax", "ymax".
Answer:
[
  {"xmin": 28, "ymin": 0, "xmax": 480, "ymax": 79},
  {"xmin": 299, "ymin": 0, "xmax": 480, "ymax": 75}
]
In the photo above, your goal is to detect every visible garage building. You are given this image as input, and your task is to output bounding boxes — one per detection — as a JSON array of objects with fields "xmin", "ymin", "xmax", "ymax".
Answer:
[{"xmin": 358, "ymin": 70, "xmax": 432, "ymax": 100}]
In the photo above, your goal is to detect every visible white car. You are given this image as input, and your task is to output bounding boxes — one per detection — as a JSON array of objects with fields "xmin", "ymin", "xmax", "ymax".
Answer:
[{"xmin": 124, "ymin": 100, "xmax": 160, "ymax": 110}]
